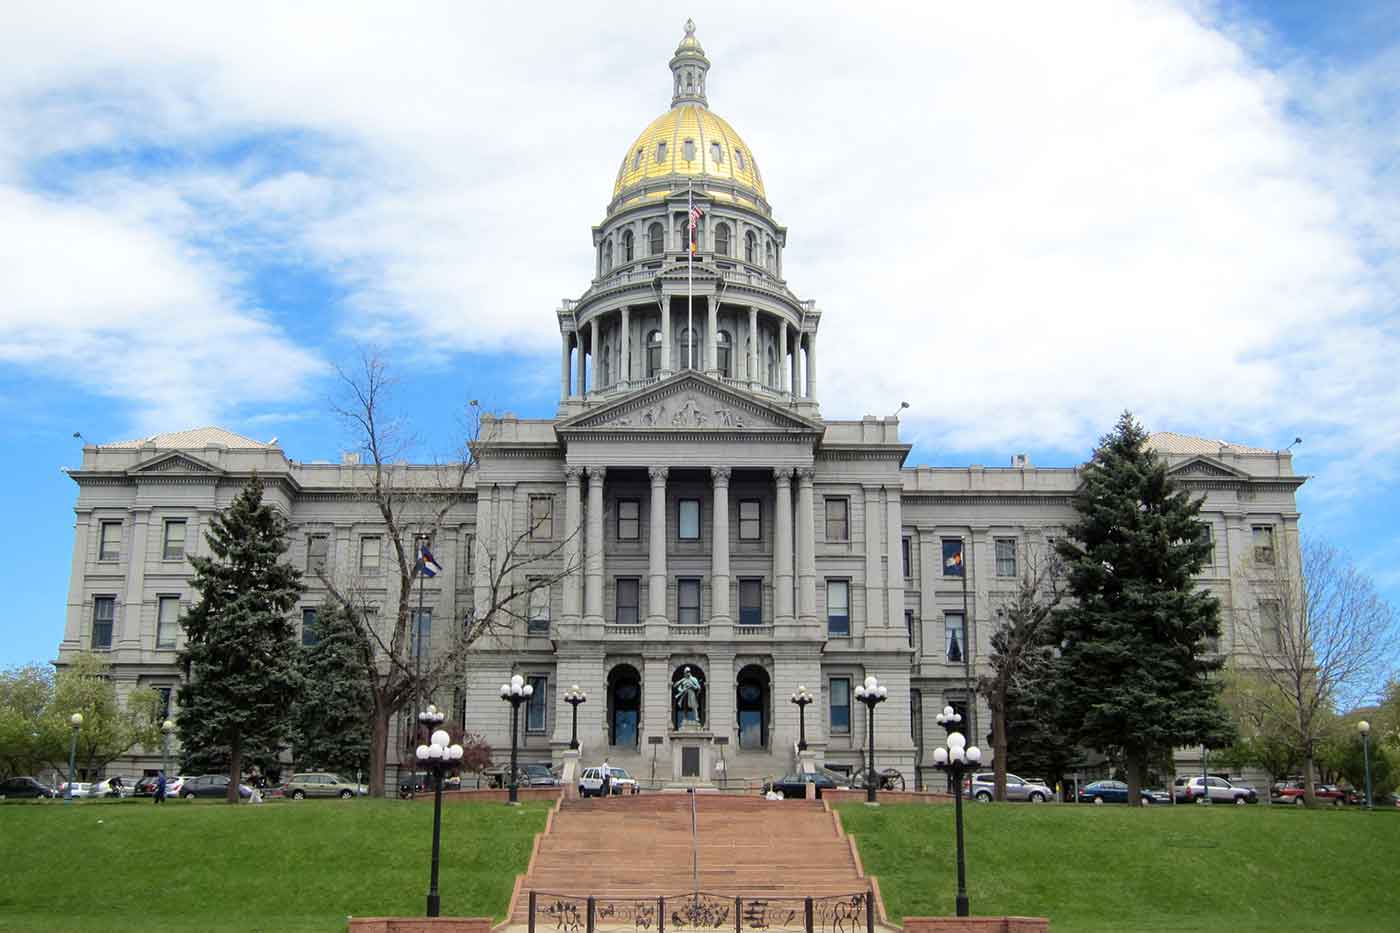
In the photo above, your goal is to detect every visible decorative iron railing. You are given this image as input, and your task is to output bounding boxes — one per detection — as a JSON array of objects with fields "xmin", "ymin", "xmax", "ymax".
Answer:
[{"xmin": 528, "ymin": 891, "xmax": 874, "ymax": 933}]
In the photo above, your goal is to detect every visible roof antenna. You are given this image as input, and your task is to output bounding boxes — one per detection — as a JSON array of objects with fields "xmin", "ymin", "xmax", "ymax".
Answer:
[
  {"xmin": 889, "ymin": 401, "xmax": 910, "ymax": 419},
  {"xmin": 1284, "ymin": 437, "xmax": 1302, "ymax": 451}
]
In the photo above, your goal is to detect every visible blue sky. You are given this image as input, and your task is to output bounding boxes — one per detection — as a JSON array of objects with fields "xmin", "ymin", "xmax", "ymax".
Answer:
[{"xmin": 2, "ymin": 1, "xmax": 1398, "ymax": 681}]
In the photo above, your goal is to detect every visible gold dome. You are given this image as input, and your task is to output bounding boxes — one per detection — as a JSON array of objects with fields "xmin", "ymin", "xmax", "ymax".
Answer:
[{"xmin": 612, "ymin": 104, "xmax": 765, "ymax": 200}]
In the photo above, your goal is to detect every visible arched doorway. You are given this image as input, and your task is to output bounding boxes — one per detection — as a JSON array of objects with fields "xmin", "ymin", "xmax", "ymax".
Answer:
[
  {"xmin": 672, "ymin": 665, "xmax": 706, "ymax": 729},
  {"xmin": 736, "ymin": 665, "xmax": 770, "ymax": 749},
  {"xmin": 607, "ymin": 664, "xmax": 641, "ymax": 748}
]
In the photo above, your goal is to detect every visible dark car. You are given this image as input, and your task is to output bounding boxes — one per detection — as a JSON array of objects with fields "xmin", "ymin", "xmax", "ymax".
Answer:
[
  {"xmin": 133, "ymin": 775, "xmax": 161, "ymax": 797},
  {"xmin": 180, "ymin": 775, "xmax": 252, "ymax": 799},
  {"xmin": 763, "ymin": 770, "xmax": 848, "ymax": 799},
  {"xmin": 399, "ymin": 772, "xmax": 432, "ymax": 799},
  {"xmin": 1077, "ymin": 780, "xmax": 1169, "ymax": 805},
  {"xmin": 1271, "ymin": 780, "xmax": 1348, "ymax": 807},
  {"xmin": 0, "ymin": 776, "xmax": 57, "ymax": 799}
]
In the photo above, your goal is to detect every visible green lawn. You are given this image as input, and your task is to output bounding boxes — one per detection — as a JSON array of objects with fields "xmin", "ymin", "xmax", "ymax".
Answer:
[
  {"xmin": 0, "ymin": 797, "xmax": 550, "ymax": 933},
  {"xmin": 837, "ymin": 801, "xmax": 1400, "ymax": 933}
]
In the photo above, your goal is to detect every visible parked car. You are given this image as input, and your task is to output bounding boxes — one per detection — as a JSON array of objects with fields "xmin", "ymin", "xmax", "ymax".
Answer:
[
  {"xmin": 179, "ymin": 774, "xmax": 253, "ymax": 799},
  {"xmin": 281, "ymin": 773, "xmax": 367, "ymax": 799},
  {"xmin": 0, "ymin": 776, "xmax": 57, "ymax": 799},
  {"xmin": 399, "ymin": 771, "xmax": 432, "ymax": 798},
  {"xmin": 164, "ymin": 776, "xmax": 188, "ymax": 797},
  {"xmin": 57, "ymin": 782, "xmax": 94, "ymax": 798},
  {"xmin": 578, "ymin": 766, "xmax": 640, "ymax": 797},
  {"xmin": 967, "ymin": 772, "xmax": 1053, "ymax": 803},
  {"xmin": 762, "ymin": 770, "xmax": 851, "ymax": 799},
  {"xmin": 93, "ymin": 777, "xmax": 132, "ymax": 798},
  {"xmin": 1271, "ymin": 780, "xmax": 1348, "ymax": 807},
  {"xmin": 1173, "ymin": 776, "xmax": 1257, "ymax": 804},
  {"xmin": 1077, "ymin": 780, "xmax": 1170, "ymax": 805}
]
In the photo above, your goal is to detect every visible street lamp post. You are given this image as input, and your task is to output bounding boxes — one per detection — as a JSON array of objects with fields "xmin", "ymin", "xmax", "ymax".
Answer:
[
  {"xmin": 854, "ymin": 676, "xmax": 888, "ymax": 803},
  {"xmin": 933, "ymin": 707, "xmax": 983, "ymax": 919},
  {"xmin": 415, "ymin": 704, "xmax": 463, "ymax": 918},
  {"xmin": 564, "ymin": 684, "xmax": 587, "ymax": 750},
  {"xmin": 1359, "ymin": 720, "xmax": 1373, "ymax": 811},
  {"xmin": 790, "ymin": 684, "xmax": 814, "ymax": 752},
  {"xmin": 160, "ymin": 719, "xmax": 175, "ymax": 778},
  {"xmin": 65, "ymin": 713, "xmax": 83, "ymax": 805},
  {"xmin": 936, "ymin": 704, "xmax": 963, "ymax": 794},
  {"xmin": 499, "ymin": 674, "xmax": 534, "ymax": 804}
]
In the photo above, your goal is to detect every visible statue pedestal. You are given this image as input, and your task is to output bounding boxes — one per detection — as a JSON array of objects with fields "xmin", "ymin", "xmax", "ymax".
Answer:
[
  {"xmin": 798, "ymin": 750, "xmax": 818, "ymax": 774},
  {"xmin": 560, "ymin": 748, "xmax": 581, "ymax": 799},
  {"xmin": 668, "ymin": 725, "xmax": 718, "ymax": 786}
]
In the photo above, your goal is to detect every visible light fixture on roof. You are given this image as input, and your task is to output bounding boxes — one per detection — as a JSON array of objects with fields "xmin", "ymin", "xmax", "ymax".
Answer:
[
  {"xmin": 1284, "ymin": 437, "xmax": 1302, "ymax": 451},
  {"xmin": 889, "ymin": 401, "xmax": 910, "ymax": 419}
]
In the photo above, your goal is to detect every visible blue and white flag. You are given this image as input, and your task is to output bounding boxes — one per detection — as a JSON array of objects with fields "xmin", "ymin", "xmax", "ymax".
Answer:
[{"xmin": 416, "ymin": 546, "xmax": 443, "ymax": 578}]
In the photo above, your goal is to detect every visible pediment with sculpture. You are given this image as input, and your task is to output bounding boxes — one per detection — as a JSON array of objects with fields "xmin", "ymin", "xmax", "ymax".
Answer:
[{"xmin": 556, "ymin": 372, "xmax": 822, "ymax": 435}]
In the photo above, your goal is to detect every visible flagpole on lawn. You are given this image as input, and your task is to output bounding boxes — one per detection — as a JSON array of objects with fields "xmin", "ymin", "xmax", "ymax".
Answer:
[
  {"xmin": 961, "ymin": 535, "xmax": 975, "ymax": 745},
  {"xmin": 414, "ymin": 543, "xmax": 426, "ymax": 749},
  {"xmin": 687, "ymin": 177, "xmax": 694, "ymax": 371}
]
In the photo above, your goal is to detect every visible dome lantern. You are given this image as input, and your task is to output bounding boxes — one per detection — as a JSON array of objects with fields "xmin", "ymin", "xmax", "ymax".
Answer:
[{"xmin": 670, "ymin": 19, "xmax": 710, "ymax": 109}]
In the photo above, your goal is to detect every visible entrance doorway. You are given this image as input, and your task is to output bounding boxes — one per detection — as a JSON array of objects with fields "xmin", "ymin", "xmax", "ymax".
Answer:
[{"xmin": 608, "ymin": 664, "xmax": 641, "ymax": 747}]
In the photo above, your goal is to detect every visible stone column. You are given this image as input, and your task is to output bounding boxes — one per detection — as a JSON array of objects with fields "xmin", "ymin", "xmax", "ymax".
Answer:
[
  {"xmin": 707, "ymin": 297, "xmax": 718, "ymax": 376},
  {"xmin": 620, "ymin": 305, "xmax": 631, "ymax": 386},
  {"xmin": 806, "ymin": 333, "xmax": 817, "ymax": 399},
  {"xmin": 560, "ymin": 333, "xmax": 571, "ymax": 399},
  {"xmin": 863, "ymin": 485, "xmax": 884, "ymax": 631},
  {"xmin": 648, "ymin": 467, "xmax": 668, "ymax": 623},
  {"xmin": 121, "ymin": 508, "xmax": 151, "ymax": 651},
  {"xmin": 584, "ymin": 467, "xmax": 606, "ymax": 625},
  {"xmin": 796, "ymin": 468, "xmax": 817, "ymax": 624},
  {"xmin": 63, "ymin": 510, "xmax": 92, "ymax": 651},
  {"xmin": 773, "ymin": 469, "xmax": 794, "ymax": 624},
  {"xmin": 563, "ymin": 467, "xmax": 584, "ymax": 624},
  {"xmin": 779, "ymin": 322, "xmax": 789, "ymax": 394},
  {"xmin": 576, "ymin": 331, "xmax": 587, "ymax": 397},
  {"xmin": 710, "ymin": 467, "xmax": 731, "ymax": 624},
  {"xmin": 589, "ymin": 319, "xmax": 599, "ymax": 395},
  {"xmin": 473, "ymin": 484, "xmax": 495, "ymax": 621},
  {"xmin": 748, "ymin": 306, "xmax": 759, "ymax": 386},
  {"xmin": 660, "ymin": 301, "xmax": 672, "ymax": 375},
  {"xmin": 791, "ymin": 333, "xmax": 800, "ymax": 396},
  {"xmin": 886, "ymin": 486, "xmax": 905, "ymax": 629}
]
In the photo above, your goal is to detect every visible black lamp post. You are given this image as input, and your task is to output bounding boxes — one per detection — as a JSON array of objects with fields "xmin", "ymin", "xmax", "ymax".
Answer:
[
  {"xmin": 855, "ymin": 676, "xmax": 888, "ymax": 803},
  {"xmin": 934, "ymin": 705, "xmax": 983, "ymax": 918},
  {"xmin": 499, "ymin": 674, "xmax": 534, "ymax": 804},
  {"xmin": 564, "ymin": 684, "xmax": 587, "ymax": 750},
  {"xmin": 1359, "ymin": 720, "xmax": 1373, "ymax": 811},
  {"xmin": 65, "ymin": 712, "xmax": 83, "ymax": 805},
  {"xmin": 415, "ymin": 704, "xmax": 462, "ymax": 918},
  {"xmin": 790, "ymin": 684, "xmax": 814, "ymax": 752}
]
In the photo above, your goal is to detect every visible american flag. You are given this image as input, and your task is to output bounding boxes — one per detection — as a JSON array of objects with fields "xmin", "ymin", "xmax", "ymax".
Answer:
[{"xmin": 688, "ymin": 203, "xmax": 704, "ymax": 252}]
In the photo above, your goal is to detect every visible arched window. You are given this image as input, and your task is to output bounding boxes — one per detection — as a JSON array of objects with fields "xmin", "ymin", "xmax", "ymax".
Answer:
[
  {"xmin": 767, "ymin": 345, "xmax": 777, "ymax": 387},
  {"xmin": 673, "ymin": 665, "xmax": 706, "ymax": 730},
  {"xmin": 716, "ymin": 330, "xmax": 732, "ymax": 378},
  {"xmin": 745, "ymin": 231, "xmax": 756, "ymax": 264},
  {"xmin": 646, "ymin": 330, "xmax": 662, "ymax": 378},
  {"xmin": 648, "ymin": 223, "xmax": 664, "ymax": 256},
  {"xmin": 622, "ymin": 229, "xmax": 634, "ymax": 262},
  {"xmin": 603, "ymin": 238, "xmax": 613, "ymax": 273},
  {"xmin": 710, "ymin": 141, "xmax": 723, "ymax": 164},
  {"xmin": 632, "ymin": 148, "xmax": 643, "ymax": 171},
  {"xmin": 715, "ymin": 223, "xmax": 730, "ymax": 257},
  {"xmin": 679, "ymin": 327, "xmax": 697, "ymax": 370},
  {"xmin": 736, "ymin": 665, "xmax": 770, "ymax": 749},
  {"xmin": 735, "ymin": 149, "xmax": 746, "ymax": 171},
  {"xmin": 656, "ymin": 141, "xmax": 668, "ymax": 163},
  {"xmin": 766, "ymin": 239, "xmax": 774, "ymax": 272},
  {"xmin": 608, "ymin": 664, "xmax": 641, "ymax": 747}
]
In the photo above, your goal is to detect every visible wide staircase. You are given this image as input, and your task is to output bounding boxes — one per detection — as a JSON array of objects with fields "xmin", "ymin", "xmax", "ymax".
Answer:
[{"xmin": 510, "ymin": 794, "xmax": 870, "ymax": 922}]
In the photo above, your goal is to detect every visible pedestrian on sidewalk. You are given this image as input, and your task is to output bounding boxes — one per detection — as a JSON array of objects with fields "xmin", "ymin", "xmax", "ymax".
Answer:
[{"xmin": 154, "ymin": 772, "xmax": 166, "ymax": 805}]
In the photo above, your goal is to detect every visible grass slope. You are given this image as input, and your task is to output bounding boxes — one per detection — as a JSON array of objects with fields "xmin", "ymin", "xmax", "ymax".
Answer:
[
  {"xmin": 837, "ymin": 802, "xmax": 1400, "ymax": 933},
  {"xmin": 0, "ymin": 798, "xmax": 550, "ymax": 933}
]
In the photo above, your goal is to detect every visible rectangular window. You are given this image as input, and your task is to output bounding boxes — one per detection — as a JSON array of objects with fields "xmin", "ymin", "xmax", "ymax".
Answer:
[
  {"xmin": 162, "ymin": 520, "xmax": 187, "ymax": 561},
  {"xmin": 942, "ymin": 538, "xmax": 965, "ymax": 577},
  {"xmin": 739, "ymin": 500, "xmax": 761, "ymax": 540},
  {"xmin": 463, "ymin": 533, "xmax": 474, "ymax": 575},
  {"xmin": 359, "ymin": 536, "xmax": 381, "ymax": 573},
  {"xmin": 411, "ymin": 609, "xmax": 432, "ymax": 661},
  {"xmin": 306, "ymin": 534, "xmax": 329, "ymax": 574},
  {"xmin": 995, "ymin": 538, "xmax": 1017, "ymax": 577},
  {"xmin": 92, "ymin": 597, "xmax": 115, "ymax": 649},
  {"xmin": 678, "ymin": 499, "xmax": 701, "ymax": 541},
  {"xmin": 617, "ymin": 499, "xmax": 640, "ymax": 541},
  {"xmin": 656, "ymin": 141, "xmax": 668, "ymax": 162},
  {"xmin": 905, "ymin": 609, "xmax": 916, "ymax": 648},
  {"xmin": 683, "ymin": 138, "xmax": 695, "ymax": 161},
  {"xmin": 1196, "ymin": 523, "xmax": 1214, "ymax": 565},
  {"xmin": 98, "ymin": 521, "xmax": 122, "ymax": 561},
  {"xmin": 902, "ymin": 536, "xmax": 912, "ymax": 578},
  {"xmin": 529, "ymin": 496, "xmax": 554, "ymax": 539},
  {"xmin": 829, "ymin": 677, "xmax": 851, "ymax": 735},
  {"xmin": 1252, "ymin": 525, "xmax": 1275, "ymax": 565},
  {"xmin": 156, "ymin": 686, "xmax": 173, "ymax": 720},
  {"xmin": 827, "ymin": 579, "xmax": 849, "ymax": 636},
  {"xmin": 616, "ymin": 578, "xmax": 640, "ymax": 626},
  {"xmin": 739, "ymin": 578, "xmax": 762, "ymax": 626},
  {"xmin": 1260, "ymin": 600, "xmax": 1283, "ymax": 652},
  {"xmin": 825, "ymin": 498, "xmax": 849, "ymax": 542},
  {"xmin": 526, "ymin": 676, "xmax": 548, "ymax": 733},
  {"xmin": 710, "ymin": 141, "xmax": 723, "ymax": 164},
  {"xmin": 156, "ymin": 596, "xmax": 180, "ymax": 649},
  {"xmin": 677, "ymin": 578, "xmax": 702, "ymax": 626},
  {"xmin": 302, "ymin": 607, "xmax": 319, "ymax": 647},
  {"xmin": 527, "ymin": 582, "xmax": 551, "ymax": 636},
  {"xmin": 945, "ymin": 612, "xmax": 966, "ymax": 663}
]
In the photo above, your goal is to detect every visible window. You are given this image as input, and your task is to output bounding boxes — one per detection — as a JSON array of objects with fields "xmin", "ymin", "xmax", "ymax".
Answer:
[
  {"xmin": 827, "ymin": 580, "xmax": 849, "ymax": 636},
  {"xmin": 942, "ymin": 538, "xmax": 965, "ymax": 577},
  {"xmin": 617, "ymin": 499, "xmax": 640, "ymax": 541},
  {"xmin": 157, "ymin": 596, "xmax": 179, "ymax": 649},
  {"xmin": 616, "ymin": 578, "xmax": 640, "ymax": 625},
  {"xmin": 945, "ymin": 612, "xmax": 966, "ymax": 663},
  {"xmin": 902, "ymin": 536, "xmax": 912, "ymax": 578},
  {"xmin": 678, "ymin": 499, "xmax": 701, "ymax": 540},
  {"xmin": 739, "ymin": 500, "xmax": 761, "ymax": 540},
  {"xmin": 739, "ymin": 578, "xmax": 762, "ymax": 626},
  {"xmin": 736, "ymin": 148, "xmax": 746, "ymax": 170},
  {"xmin": 995, "ymin": 538, "xmax": 1017, "ymax": 577},
  {"xmin": 716, "ymin": 330, "xmax": 732, "ymax": 377},
  {"xmin": 683, "ymin": 138, "xmax": 695, "ymax": 161},
  {"xmin": 905, "ymin": 609, "xmax": 916, "ymax": 648},
  {"xmin": 679, "ymin": 327, "xmax": 697, "ymax": 370},
  {"xmin": 825, "ymin": 498, "xmax": 849, "ymax": 542},
  {"xmin": 829, "ymin": 677, "xmax": 850, "ymax": 734},
  {"xmin": 1253, "ymin": 525, "xmax": 1275, "ymax": 565},
  {"xmin": 678, "ymin": 578, "xmax": 702, "ymax": 626},
  {"xmin": 98, "ymin": 521, "xmax": 122, "ymax": 561},
  {"xmin": 656, "ymin": 141, "xmax": 667, "ymax": 163},
  {"xmin": 359, "ymin": 536, "xmax": 381, "ymax": 573},
  {"xmin": 736, "ymin": 666, "xmax": 768, "ymax": 749},
  {"xmin": 156, "ymin": 686, "xmax": 172, "ymax": 720},
  {"xmin": 622, "ymin": 229, "xmax": 634, "ymax": 261},
  {"xmin": 526, "ymin": 583, "xmax": 551, "ymax": 636},
  {"xmin": 1259, "ymin": 600, "xmax": 1283, "ymax": 652},
  {"xmin": 646, "ymin": 330, "xmax": 663, "ymax": 376},
  {"xmin": 526, "ymin": 676, "xmax": 548, "ymax": 732},
  {"xmin": 715, "ymin": 222, "xmax": 730, "ymax": 256},
  {"xmin": 633, "ymin": 148, "xmax": 642, "ymax": 170},
  {"xmin": 306, "ymin": 534, "xmax": 329, "ymax": 574},
  {"xmin": 745, "ymin": 231, "xmax": 756, "ymax": 263},
  {"xmin": 648, "ymin": 223, "xmax": 664, "ymax": 256},
  {"xmin": 464, "ymin": 533, "xmax": 474, "ymax": 575},
  {"xmin": 766, "ymin": 345, "xmax": 776, "ymax": 386},
  {"xmin": 766, "ymin": 239, "xmax": 774, "ymax": 271},
  {"xmin": 92, "ymin": 597, "xmax": 115, "ymax": 649},
  {"xmin": 529, "ymin": 496, "xmax": 554, "ymax": 539},
  {"xmin": 162, "ymin": 520, "xmax": 187, "ymax": 560},
  {"xmin": 710, "ymin": 141, "xmax": 723, "ymax": 164},
  {"xmin": 1196, "ymin": 523, "xmax": 1214, "ymax": 565},
  {"xmin": 301, "ymin": 607, "xmax": 319, "ymax": 647}
]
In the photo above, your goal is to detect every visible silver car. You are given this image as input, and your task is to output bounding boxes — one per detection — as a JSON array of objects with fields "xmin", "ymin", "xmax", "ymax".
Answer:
[
  {"xmin": 1173, "ymin": 776, "xmax": 1258, "ymax": 804},
  {"xmin": 967, "ymin": 772, "xmax": 1053, "ymax": 803}
]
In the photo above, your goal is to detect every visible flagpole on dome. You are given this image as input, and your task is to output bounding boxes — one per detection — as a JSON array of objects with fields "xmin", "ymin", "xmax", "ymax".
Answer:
[{"xmin": 687, "ymin": 177, "xmax": 694, "ymax": 371}]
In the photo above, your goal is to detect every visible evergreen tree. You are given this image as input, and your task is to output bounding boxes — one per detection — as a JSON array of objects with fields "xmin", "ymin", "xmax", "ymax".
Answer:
[
  {"xmin": 1052, "ymin": 412, "xmax": 1234, "ymax": 805},
  {"xmin": 289, "ymin": 600, "xmax": 373, "ymax": 776},
  {"xmin": 178, "ymin": 475, "xmax": 303, "ymax": 802}
]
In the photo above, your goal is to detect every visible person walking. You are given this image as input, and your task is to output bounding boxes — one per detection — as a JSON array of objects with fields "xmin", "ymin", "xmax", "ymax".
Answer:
[
  {"xmin": 154, "ymin": 771, "xmax": 166, "ymax": 805},
  {"xmin": 601, "ymin": 759, "xmax": 612, "ymax": 797}
]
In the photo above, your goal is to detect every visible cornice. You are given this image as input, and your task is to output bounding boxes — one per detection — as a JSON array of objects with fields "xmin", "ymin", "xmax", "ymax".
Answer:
[{"xmin": 901, "ymin": 493, "xmax": 1078, "ymax": 507}]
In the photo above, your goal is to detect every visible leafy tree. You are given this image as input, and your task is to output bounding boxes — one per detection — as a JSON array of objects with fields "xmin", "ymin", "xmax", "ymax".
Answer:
[
  {"xmin": 1214, "ymin": 668, "xmax": 1303, "ymax": 794},
  {"xmin": 289, "ymin": 600, "xmax": 373, "ymax": 776},
  {"xmin": 178, "ymin": 475, "xmax": 304, "ymax": 802},
  {"xmin": 0, "ymin": 664, "xmax": 59, "ymax": 779},
  {"xmin": 1320, "ymin": 731, "xmax": 1396, "ymax": 799},
  {"xmin": 1052, "ymin": 411, "xmax": 1234, "ymax": 806},
  {"xmin": 45, "ymin": 653, "xmax": 161, "ymax": 779}
]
